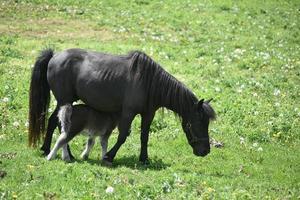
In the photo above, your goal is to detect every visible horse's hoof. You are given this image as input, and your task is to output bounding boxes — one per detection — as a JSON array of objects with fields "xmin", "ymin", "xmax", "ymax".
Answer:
[
  {"xmin": 41, "ymin": 148, "xmax": 50, "ymax": 157},
  {"xmin": 102, "ymin": 156, "xmax": 113, "ymax": 167},
  {"xmin": 139, "ymin": 158, "xmax": 150, "ymax": 166},
  {"xmin": 102, "ymin": 159, "xmax": 113, "ymax": 167}
]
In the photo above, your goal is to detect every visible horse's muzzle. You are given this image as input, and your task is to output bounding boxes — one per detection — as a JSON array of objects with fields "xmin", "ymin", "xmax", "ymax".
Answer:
[{"xmin": 193, "ymin": 148, "xmax": 210, "ymax": 157}]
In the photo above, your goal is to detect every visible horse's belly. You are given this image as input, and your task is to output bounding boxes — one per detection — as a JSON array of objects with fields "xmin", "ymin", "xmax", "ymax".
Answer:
[{"xmin": 76, "ymin": 82, "xmax": 124, "ymax": 112}]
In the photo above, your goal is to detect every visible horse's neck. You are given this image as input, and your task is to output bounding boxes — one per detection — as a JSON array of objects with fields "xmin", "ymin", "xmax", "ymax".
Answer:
[{"xmin": 153, "ymin": 72, "xmax": 197, "ymax": 116}]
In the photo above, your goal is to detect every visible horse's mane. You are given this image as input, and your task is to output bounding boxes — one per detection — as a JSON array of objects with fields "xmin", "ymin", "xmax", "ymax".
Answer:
[
  {"xmin": 128, "ymin": 51, "xmax": 198, "ymax": 116},
  {"xmin": 203, "ymin": 101, "xmax": 216, "ymax": 120}
]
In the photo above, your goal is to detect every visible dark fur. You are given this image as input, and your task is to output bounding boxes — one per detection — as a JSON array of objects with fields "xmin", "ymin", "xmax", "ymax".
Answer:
[
  {"xmin": 29, "ymin": 48, "xmax": 216, "ymax": 164},
  {"xmin": 129, "ymin": 51, "xmax": 199, "ymax": 116},
  {"xmin": 28, "ymin": 49, "xmax": 53, "ymax": 147}
]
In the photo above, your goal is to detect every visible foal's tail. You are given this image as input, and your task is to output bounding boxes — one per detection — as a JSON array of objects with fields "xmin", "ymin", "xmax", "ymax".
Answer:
[{"xmin": 28, "ymin": 49, "xmax": 54, "ymax": 147}]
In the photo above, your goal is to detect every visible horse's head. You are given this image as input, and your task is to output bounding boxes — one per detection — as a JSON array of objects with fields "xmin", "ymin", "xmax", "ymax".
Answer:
[{"xmin": 182, "ymin": 99, "xmax": 216, "ymax": 157}]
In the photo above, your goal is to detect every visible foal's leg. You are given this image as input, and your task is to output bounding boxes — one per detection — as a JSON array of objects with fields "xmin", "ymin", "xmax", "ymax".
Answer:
[
  {"xmin": 47, "ymin": 104, "xmax": 75, "ymax": 161},
  {"xmin": 41, "ymin": 105, "xmax": 59, "ymax": 155},
  {"xmin": 100, "ymin": 134, "xmax": 109, "ymax": 160},
  {"xmin": 62, "ymin": 144, "xmax": 71, "ymax": 162},
  {"xmin": 139, "ymin": 112, "xmax": 155, "ymax": 164},
  {"xmin": 41, "ymin": 105, "xmax": 74, "ymax": 159},
  {"xmin": 47, "ymin": 131, "xmax": 73, "ymax": 161},
  {"xmin": 103, "ymin": 112, "xmax": 135, "ymax": 165},
  {"xmin": 80, "ymin": 136, "xmax": 95, "ymax": 160}
]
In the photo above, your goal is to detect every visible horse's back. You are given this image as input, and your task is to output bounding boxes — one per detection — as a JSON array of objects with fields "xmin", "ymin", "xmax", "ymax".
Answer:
[{"xmin": 47, "ymin": 49, "xmax": 133, "ymax": 110}]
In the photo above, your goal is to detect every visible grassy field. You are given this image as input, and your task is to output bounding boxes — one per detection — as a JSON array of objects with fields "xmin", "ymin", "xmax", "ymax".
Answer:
[{"xmin": 0, "ymin": 0, "xmax": 299, "ymax": 199}]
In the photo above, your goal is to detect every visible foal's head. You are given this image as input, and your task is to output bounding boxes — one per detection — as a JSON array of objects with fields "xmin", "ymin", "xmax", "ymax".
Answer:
[{"xmin": 181, "ymin": 99, "xmax": 216, "ymax": 157}]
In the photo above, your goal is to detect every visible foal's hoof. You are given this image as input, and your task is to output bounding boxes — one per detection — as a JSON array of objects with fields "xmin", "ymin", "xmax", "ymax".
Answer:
[
  {"xmin": 62, "ymin": 156, "xmax": 72, "ymax": 163},
  {"xmin": 46, "ymin": 155, "xmax": 53, "ymax": 161},
  {"xmin": 80, "ymin": 154, "xmax": 89, "ymax": 160}
]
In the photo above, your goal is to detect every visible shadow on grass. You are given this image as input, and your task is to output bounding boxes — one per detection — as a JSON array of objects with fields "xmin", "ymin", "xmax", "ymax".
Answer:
[
  {"xmin": 112, "ymin": 155, "xmax": 170, "ymax": 171},
  {"xmin": 71, "ymin": 155, "xmax": 170, "ymax": 171},
  {"xmin": 180, "ymin": 168, "xmax": 234, "ymax": 179}
]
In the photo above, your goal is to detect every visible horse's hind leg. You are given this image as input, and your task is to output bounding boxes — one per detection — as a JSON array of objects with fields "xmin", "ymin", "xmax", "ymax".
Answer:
[
  {"xmin": 80, "ymin": 136, "xmax": 95, "ymax": 160},
  {"xmin": 41, "ymin": 105, "xmax": 59, "ymax": 155}
]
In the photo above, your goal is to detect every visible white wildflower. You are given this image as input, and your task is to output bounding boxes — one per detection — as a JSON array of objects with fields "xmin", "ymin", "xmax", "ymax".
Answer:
[
  {"xmin": 252, "ymin": 142, "xmax": 258, "ymax": 147},
  {"xmin": 234, "ymin": 48, "xmax": 243, "ymax": 55},
  {"xmin": 257, "ymin": 147, "xmax": 263, "ymax": 152},
  {"xmin": 162, "ymin": 181, "xmax": 172, "ymax": 193},
  {"xmin": 274, "ymin": 102, "xmax": 280, "ymax": 107},
  {"xmin": 13, "ymin": 121, "xmax": 20, "ymax": 127},
  {"xmin": 240, "ymin": 137, "xmax": 245, "ymax": 144},
  {"xmin": 2, "ymin": 97, "xmax": 9, "ymax": 102},
  {"xmin": 215, "ymin": 87, "xmax": 221, "ymax": 92},
  {"xmin": 262, "ymin": 52, "xmax": 270, "ymax": 60},
  {"xmin": 273, "ymin": 89, "xmax": 280, "ymax": 96},
  {"xmin": 105, "ymin": 186, "xmax": 114, "ymax": 194}
]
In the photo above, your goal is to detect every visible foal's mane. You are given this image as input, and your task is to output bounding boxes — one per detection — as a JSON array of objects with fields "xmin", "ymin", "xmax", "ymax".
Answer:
[{"xmin": 129, "ymin": 51, "xmax": 198, "ymax": 116}]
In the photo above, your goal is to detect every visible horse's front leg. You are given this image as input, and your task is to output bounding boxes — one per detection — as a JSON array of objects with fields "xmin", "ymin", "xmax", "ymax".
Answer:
[
  {"xmin": 139, "ymin": 112, "xmax": 155, "ymax": 165},
  {"xmin": 103, "ymin": 112, "xmax": 135, "ymax": 165}
]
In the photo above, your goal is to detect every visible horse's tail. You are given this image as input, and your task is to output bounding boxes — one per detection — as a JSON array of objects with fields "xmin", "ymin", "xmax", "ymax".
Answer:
[{"xmin": 28, "ymin": 49, "xmax": 54, "ymax": 147}]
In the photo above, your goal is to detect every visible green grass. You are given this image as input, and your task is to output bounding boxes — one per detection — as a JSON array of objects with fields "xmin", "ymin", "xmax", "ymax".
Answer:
[{"xmin": 0, "ymin": 0, "xmax": 299, "ymax": 199}]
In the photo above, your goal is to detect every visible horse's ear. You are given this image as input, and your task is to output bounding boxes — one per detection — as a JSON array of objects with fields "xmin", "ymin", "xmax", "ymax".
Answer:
[
  {"xmin": 206, "ymin": 98, "xmax": 213, "ymax": 104},
  {"xmin": 197, "ymin": 99, "xmax": 204, "ymax": 111}
]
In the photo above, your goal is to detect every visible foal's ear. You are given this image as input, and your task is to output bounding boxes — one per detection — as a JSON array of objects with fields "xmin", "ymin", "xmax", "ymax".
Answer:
[{"xmin": 197, "ymin": 99, "xmax": 204, "ymax": 111}]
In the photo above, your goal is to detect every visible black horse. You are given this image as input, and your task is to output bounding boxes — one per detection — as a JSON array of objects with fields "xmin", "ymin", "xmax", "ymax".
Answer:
[{"xmin": 28, "ymin": 48, "xmax": 215, "ymax": 165}]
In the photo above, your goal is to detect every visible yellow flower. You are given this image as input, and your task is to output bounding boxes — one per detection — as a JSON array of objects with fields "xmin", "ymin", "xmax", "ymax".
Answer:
[
  {"xmin": 12, "ymin": 193, "xmax": 18, "ymax": 199},
  {"xmin": 27, "ymin": 165, "xmax": 35, "ymax": 171}
]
